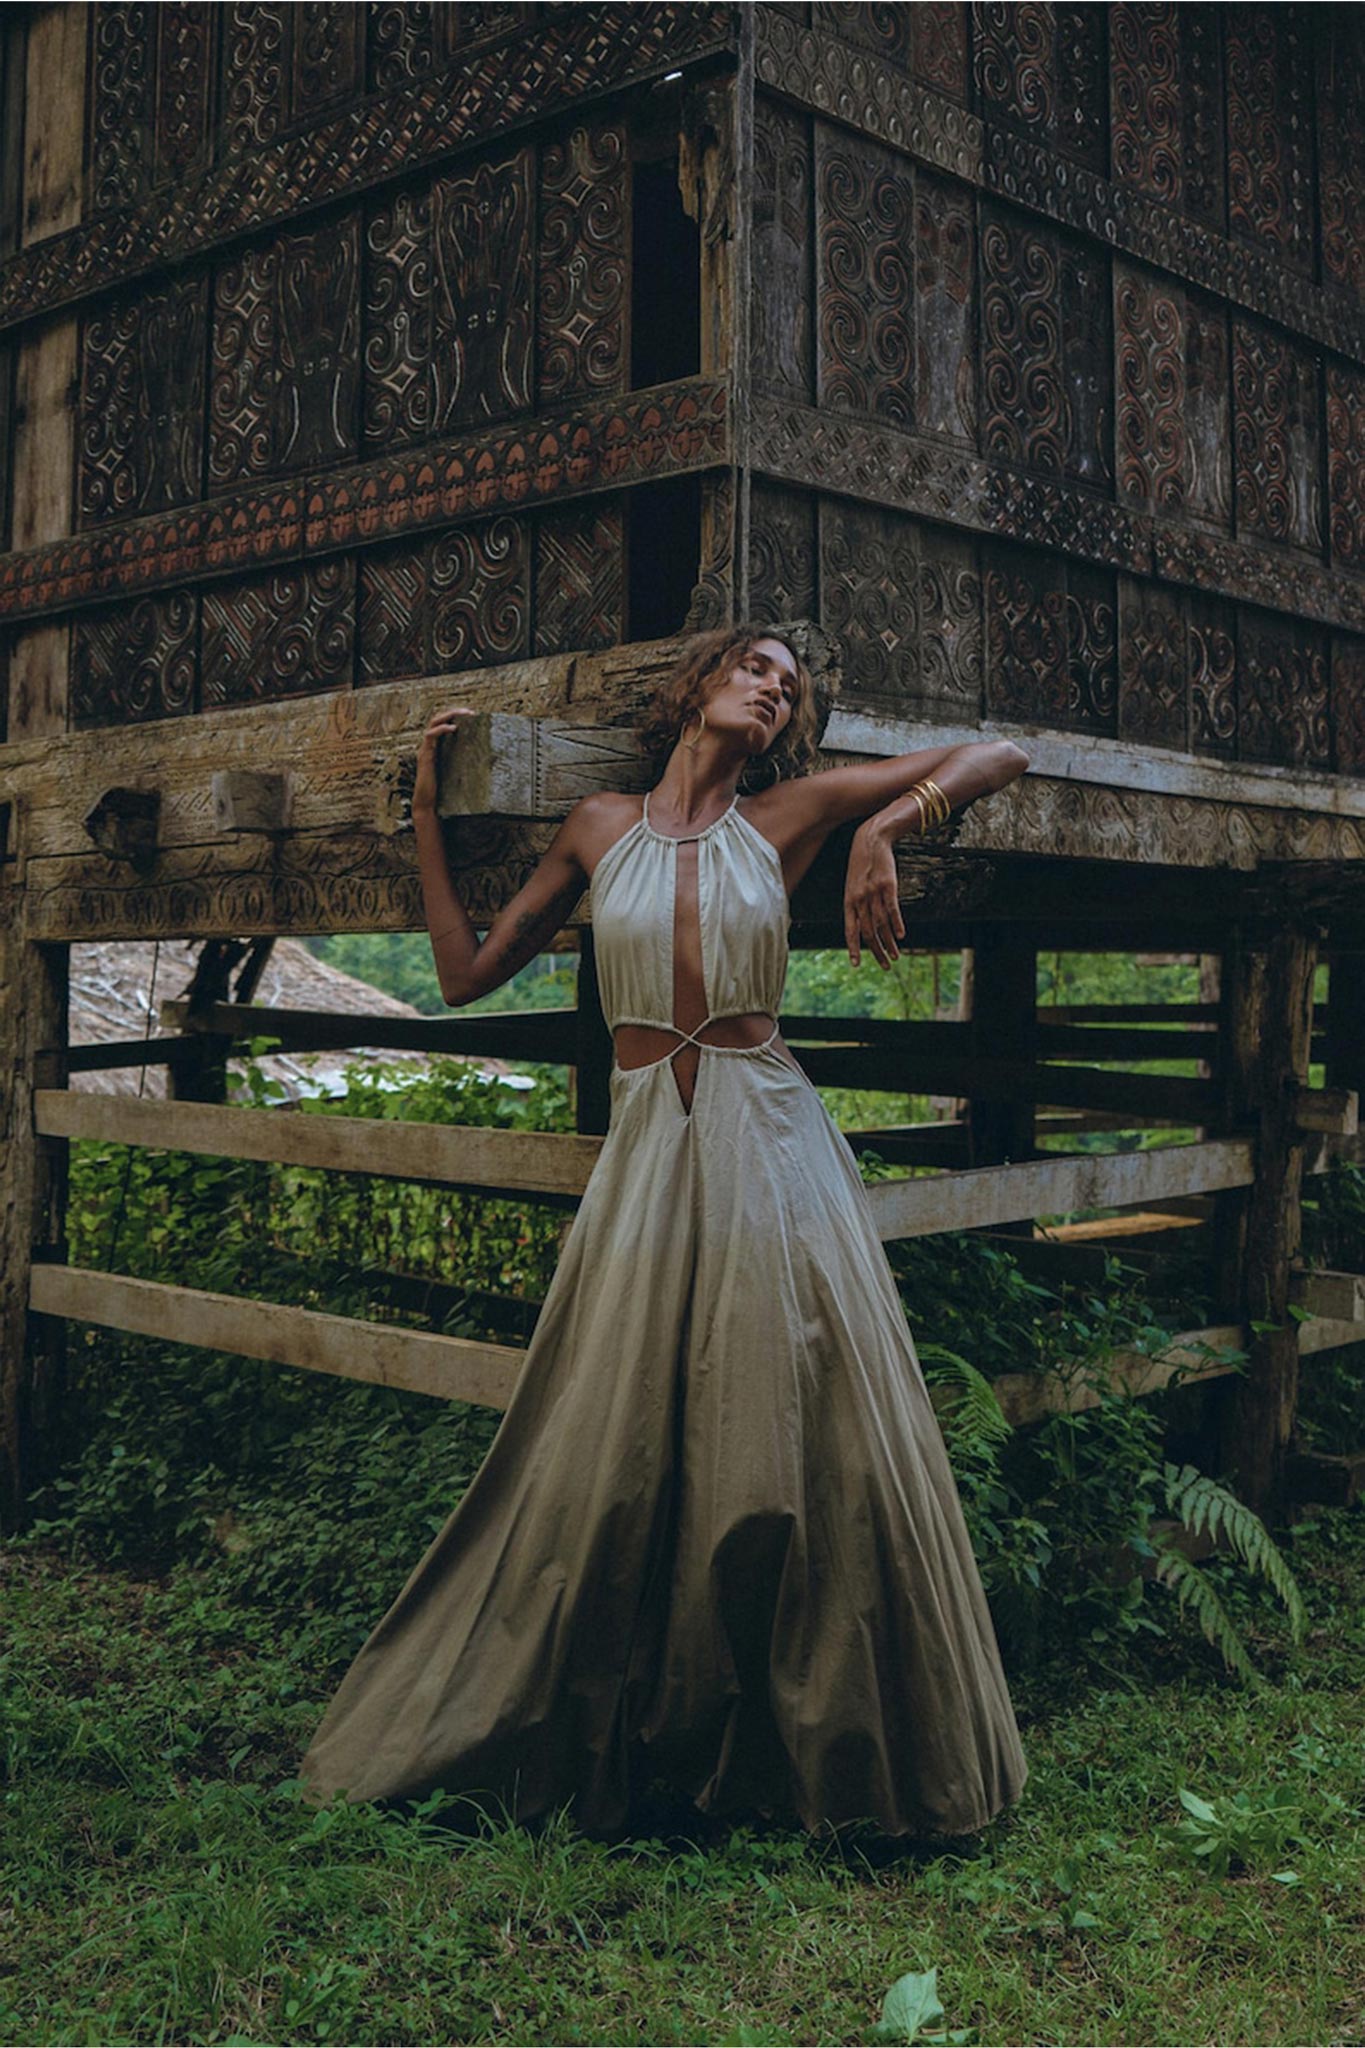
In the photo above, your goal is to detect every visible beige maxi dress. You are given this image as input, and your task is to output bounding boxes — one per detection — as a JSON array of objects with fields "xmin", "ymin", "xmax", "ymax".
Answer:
[{"xmin": 300, "ymin": 789, "xmax": 1028, "ymax": 1837}]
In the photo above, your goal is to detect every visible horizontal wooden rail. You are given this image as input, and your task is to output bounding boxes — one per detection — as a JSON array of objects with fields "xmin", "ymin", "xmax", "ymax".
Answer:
[
  {"xmin": 30, "ymin": 1267, "xmax": 523, "ymax": 1409},
  {"xmin": 40, "ymin": 1091, "xmax": 1254, "ymax": 1238},
  {"xmin": 990, "ymin": 1325, "xmax": 1246, "ymax": 1426},
  {"xmin": 35, "ymin": 1267, "xmax": 1356, "ymax": 1426},
  {"xmin": 162, "ymin": 1000, "xmax": 577, "ymax": 1061},
  {"xmin": 863, "ymin": 1138, "xmax": 1255, "ymax": 1238},
  {"xmin": 35, "ymin": 1091, "xmax": 602, "ymax": 1201}
]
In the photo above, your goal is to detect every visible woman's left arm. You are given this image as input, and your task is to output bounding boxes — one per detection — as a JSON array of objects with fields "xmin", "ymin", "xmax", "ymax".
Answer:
[
  {"xmin": 841, "ymin": 738, "xmax": 1030, "ymax": 968},
  {"xmin": 751, "ymin": 737, "xmax": 1029, "ymax": 964}
]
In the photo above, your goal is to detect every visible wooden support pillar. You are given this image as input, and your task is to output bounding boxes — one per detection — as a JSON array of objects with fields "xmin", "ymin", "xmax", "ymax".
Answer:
[
  {"xmin": 0, "ymin": 2, "xmax": 85, "ymax": 1526},
  {"xmin": 1213, "ymin": 923, "xmax": 1319, "ymax": 1513},
  {"xmin": 965, "ymin": 929, "xmax": 1037, "ymax": 1178},
  {"xmin": 574, "ymin": 928, "xmax": 614, "ymax": 1136}
]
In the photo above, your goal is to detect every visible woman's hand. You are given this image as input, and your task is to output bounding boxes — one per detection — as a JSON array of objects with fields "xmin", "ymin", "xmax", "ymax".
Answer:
[
  {"xmin": 844, "ymin": 821, "xmax": 904, "ymax": 970},
  {"xmin": 413, "ymin": 705, "xmax": 478, "ymax": 816}
]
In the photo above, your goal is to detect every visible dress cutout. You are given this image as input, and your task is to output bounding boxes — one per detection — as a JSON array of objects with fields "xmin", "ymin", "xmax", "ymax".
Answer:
[{"xmin": 300, "ymin": 794, "xmax": 1029, "ymax": 1837}]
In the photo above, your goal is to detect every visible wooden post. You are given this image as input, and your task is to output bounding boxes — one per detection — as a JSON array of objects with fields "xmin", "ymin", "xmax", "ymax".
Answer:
[
  {"xmin": 1214, "ymin": 923, "xmax": 1319, "ymax": 1513},
  {"xmin": 965, "ymin": 929, "xmax": 1037, "ymax": 1178},
  {"xmin": 0, "ymin": 3, "xmax": 84, "ymax": 1526},
  {"xmin": 574, "ymin": 929, "xmax": 614, "ymax": 1136}
]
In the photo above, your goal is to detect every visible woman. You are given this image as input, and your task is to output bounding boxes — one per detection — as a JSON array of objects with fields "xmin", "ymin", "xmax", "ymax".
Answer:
[{"xmin": 301, "ymin": 623, "xmax": 1032, "ymax": 1840}]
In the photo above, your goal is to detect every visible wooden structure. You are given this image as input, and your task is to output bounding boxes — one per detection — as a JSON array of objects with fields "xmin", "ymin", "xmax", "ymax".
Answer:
[{"xmin": 3, "ymin": 4, "xmax": 1365, "ymax": 1524}]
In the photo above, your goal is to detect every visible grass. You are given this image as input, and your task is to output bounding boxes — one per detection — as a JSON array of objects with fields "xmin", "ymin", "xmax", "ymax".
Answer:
[{"xmin": 3, "ymin": 1509, "xmax": 1364, "ymax": 2046}]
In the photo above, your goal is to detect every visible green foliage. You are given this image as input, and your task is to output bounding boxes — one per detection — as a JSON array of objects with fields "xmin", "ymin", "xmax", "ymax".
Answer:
[
  {"xmin": 306, "ymin": 932, "xmax": 577, "ymax": 1017},
  {"xmin": 1148, "ymin": 1464, "xmax": 1306, "ymax": 1680},
  {"xmin": 1162, "ymin": 1771, "xmax": 1356, "ymax": 1884}
]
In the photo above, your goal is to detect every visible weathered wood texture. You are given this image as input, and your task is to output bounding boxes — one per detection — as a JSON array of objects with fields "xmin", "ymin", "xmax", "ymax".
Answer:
[
  {"xmin": 31, "ymin": 1266, "xmax": 525, "ymax": 1412},
  {"xmin": 1215, "ymin": 927, "xmax": 1320, "ymax": 1509},
  {"xmin": 34, "ymin": 1086, "xmax": 1257, "ymax": 1241}
]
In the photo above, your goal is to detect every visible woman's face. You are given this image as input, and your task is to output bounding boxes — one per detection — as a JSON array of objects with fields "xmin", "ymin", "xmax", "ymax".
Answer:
[{"xmin": 705, "ymin": 637, "xmax": 800, "ymax": 754}]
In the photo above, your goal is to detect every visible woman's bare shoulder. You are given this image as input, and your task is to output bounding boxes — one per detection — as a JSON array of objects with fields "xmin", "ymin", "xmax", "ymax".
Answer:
[{"xmin": 562, "ymin": 789, "xmax": 644, "ymax": 876}]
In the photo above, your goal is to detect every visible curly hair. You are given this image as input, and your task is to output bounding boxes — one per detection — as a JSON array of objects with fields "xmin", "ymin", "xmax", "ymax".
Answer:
[{"xmin": 637, "ymin": 623, "xmax": 831, "ymax": 793}]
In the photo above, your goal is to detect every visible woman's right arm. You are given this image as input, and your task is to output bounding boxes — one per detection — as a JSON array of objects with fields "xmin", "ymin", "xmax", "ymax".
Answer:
[{"xmin": 412, "ymin": 706, "xmax": 592, "ymax": 1009}]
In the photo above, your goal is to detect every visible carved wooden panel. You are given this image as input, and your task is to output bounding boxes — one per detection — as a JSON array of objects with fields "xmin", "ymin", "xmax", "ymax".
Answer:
[
  {"xmin": 72, "ymin": 591, "xmax": 198, "ymax": 728},
  {"xmin": 88, "ymin": 3, "xmax": 214, "ymax": 210},
  {"xmin": 1327, "ymin": 365, "xmax": 1365, "ymax": 573},
  {"xmin": 210, "ymin": 215, "xmax": 361, "ymax": 492},
  {"xmin": 914, "ymin": 170, "xmax": 976, "ymax": 445},
  {"xmin": 984, "ymin": 539, "xmax": 1115, "ymax": 736},
  {"xmin": 1232, "ymin": 319, "xmax": 1322, "ymax": 555},
  {"xmin": 536, "ymin": 121, "xmax": 629, "ymax": 405},
  {"xmin": 914, "ymin": 4, "xmax": 970, "ymax": 103},
  {"xmin": 533, "ymin": 501, "xmax": 625, "ymax": 655},
  {"xmin": 1117, "ymin": 576, "xmax": 1187, "ymax": 750},
  {"xmin": 155, "ymin": 5, "xmax": 214, "ymax": 187},
  {"xmin": 363, "ymin": 149, "xmax": 534, "ymax": 452},
  {"xmin": 1059, "ymin": 237, "xmax": 1113, "ymax": 490},
  {"xmin": 1189, "ymin": 593, "xmax": 1237, "ymax": 759},
  {"xmin": 220, "ymin": 3, "xmax": 289, "ymax": 153},
  {"xmin": 753, "ymin": 96, "xmax": 813, "ymax": 401},
  {"xmin": 815, "ymin": 127, "xmax": 914, "ymax": 428},
  {"xmin": 812, "ymin": 3, "xmax": 970, "ymax": 101},
  {"xmin": 1054, "ymin": 4, "xmax": 1109, "ymax": 175},
  {"xmin": 431, "ymin": 150, "xmax": 534, "ymax": 430},
  {"xmin": 78, "ymin": 276, "xmax": 208, "ymax": 526},
  {"xmin": 812, "ymin": 4, "xmax": 914, "ymax": 70},
  {"xmin": 973, "ymin": 3, "xmax": 1107, "ymax": 169},
  {"xmin": 1110, "ymin": 5, "xmax": 1225, "ymax": 232},
  {"xmin": 1319, "ymin": 13, "xmax": 1365, "ymax": 302},
  {"xmin": 1115, "ymin": 263, "xmax": 1230, "ymax": 529},
  {"xmin": 203, "ymin": 559, "xmax": 356, "ymax": 705},
  {"xmin": 89, "ymin": 3, "xmax": 155, "ymax": 212},
  {"xmin": 1334, "ymin": 636, "xmax": 1365, "ymax": 774},
  {"xmin": 362, "ymin": 188, "xmax": 437, "ymax": 453},
  {"xmin": 1236, "ymin": 607, "xmax": 1330, "ymax": 769},
  {"xmin": 220, "ymin": 2, "xmax": 364, "ymax": 146},
  {"xmin": 1226, "ymin": 6, "xmax": 1314, "ymax": 277},
  {"xmin": 358, "ymin": 517, "xmax": 530, "ymax": 681},
  {"xmin": 749, "ymin": 481, "xmax": 817, "ymax": 622},
  {"xmin": 982, "ymin": 203, "xmax": 1110, "ymax": 487},
  {"xmin": 821, "ymin": 500, "xmax": 920, "ymax": 702},
  {"xmin": 918, "ymin": 529, "xmax": 983, "ymax": 715},
  {"xmin": 292, "ymin": 3, "xmax": 363, "ymax": 123}
]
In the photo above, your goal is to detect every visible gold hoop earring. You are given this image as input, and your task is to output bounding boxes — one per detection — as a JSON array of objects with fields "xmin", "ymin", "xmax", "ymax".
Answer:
[{"xmin": 680, "ymin": 709, "xmax": 706, "ymax": 751}]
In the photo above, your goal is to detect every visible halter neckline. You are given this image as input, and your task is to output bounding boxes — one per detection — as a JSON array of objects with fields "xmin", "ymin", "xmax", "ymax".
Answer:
[{"xmin": 640, "ymin": 789, "xmax": 740, "ymax": 843}]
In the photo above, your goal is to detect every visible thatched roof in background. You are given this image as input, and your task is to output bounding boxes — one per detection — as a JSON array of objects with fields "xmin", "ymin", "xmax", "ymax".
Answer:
[{"xmin": 70, "ymin": 938, "xmax": 510, "ymax": 1100}]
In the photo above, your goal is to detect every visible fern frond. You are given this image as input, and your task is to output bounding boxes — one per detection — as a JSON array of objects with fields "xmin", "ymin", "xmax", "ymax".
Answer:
[
  {"xmin": 1152, "ymin": 1547, "xmax": 1258, "ymax": 1682},
  {"xmin": 920, "ymin": 1347, "xmax": 1012, "ymax": 1457},
  {"xmin": 1161, "ymin": 1463, "xmax": 1306, "ymax": 1643}
]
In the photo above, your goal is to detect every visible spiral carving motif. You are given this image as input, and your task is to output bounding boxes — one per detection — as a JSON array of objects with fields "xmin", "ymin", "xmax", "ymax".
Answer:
[
  {"xmin": 90, "ymin": 3, "xmax": 152, "ymax": 213},
  {"xmin": 1114, "ymin": 266, "xmax": 1185, "ymax": 513},
  {"xmin": 817, "ymin": 134, "xmax": 914, "ymax": 426},
  {"xmin": 537, "ymin": 123, "xmax": 629, "ymax": 405},
  {"xmin": 981, "ymin": 208, "xmax": 1063, "ymax": 474},
  {"xmin": 203, "ymin": 559, "xmax": 356, "ymax": 706},
  {"xmin": 72, "ymin": 590, "xmax": 197, "ymax": 728},
  {"xmin": 1232, "ymin": 320, "xmax": 1321, "ymax": 553},
  {"xmin": 1110, "ymin": 4, "xmax": 1181, "ymax": 202},
  {"xmin": 1226, "ymin": 7, "xmax": 1312, "ymax": 274}
]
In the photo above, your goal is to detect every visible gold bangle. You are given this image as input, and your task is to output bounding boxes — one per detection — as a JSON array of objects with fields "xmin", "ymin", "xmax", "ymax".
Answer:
[{"xmin": 918, "ymin": 774, "xmax": 952, "ymax": 826}]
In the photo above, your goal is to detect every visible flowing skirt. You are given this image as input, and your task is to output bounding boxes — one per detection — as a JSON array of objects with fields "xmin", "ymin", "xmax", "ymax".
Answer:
[{"xmin": 300, "ymin": 1042, "xmax": 1028, "ymax": 1837}]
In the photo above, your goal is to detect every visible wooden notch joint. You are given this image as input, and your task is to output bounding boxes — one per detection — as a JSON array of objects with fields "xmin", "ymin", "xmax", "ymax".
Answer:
[
  {"xmin": 212, "ymin": 769, "xmax": 293, "ymax": 835},
  {"xmin": 83, "ymin": 786, "xmax": 160, "ymax": 872},
  {"xmin": 1293, "ymin": 1085, "xmax": 1359, "ymax": 1135}
]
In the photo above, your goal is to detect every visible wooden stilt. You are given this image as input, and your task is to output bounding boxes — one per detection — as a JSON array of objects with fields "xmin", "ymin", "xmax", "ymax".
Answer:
[
  {"xmin": 966, "ymin": 929, "xmax": 1037, "ymax": 1179},
  {"xmin": 1214, "ymin": 924, "xmax": 1319, "ymax": 1512}
]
